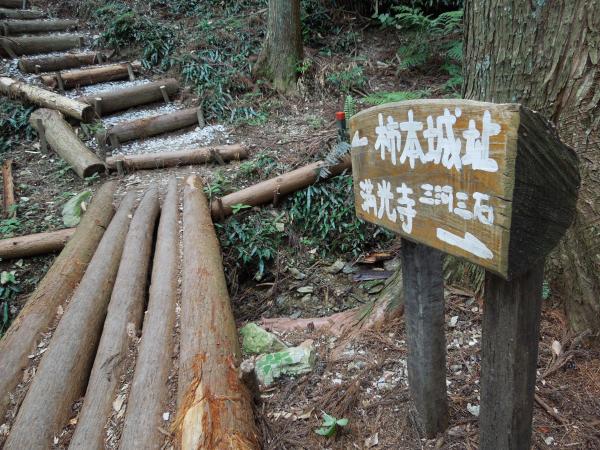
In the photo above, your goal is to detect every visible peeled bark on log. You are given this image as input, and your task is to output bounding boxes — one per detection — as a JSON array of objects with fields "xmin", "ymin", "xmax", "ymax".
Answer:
[
  {"xmin": 0, "ymin": 8, "xmax": 44, "ymax": 19},
  {"xmin": 19, "ymin": 51, "xmax": 100, "ymax": 73},
  {"xmin": 4, "ymin": 192, "xmax": 137, "ymax": 450},
  {"xmin": 106, "ymin": 145, "xmax": 247, "ymax": 171},
  {"xmin": 176, "ymin": 175, "xmax": 258, "ymax": 449},
  {"xmin": 0, "ymin": 34, "xmax": 82, "ymax": 57},
  {"xmin": 0, "ymin": 19, "xmax": 78, "ymax": 35},
  {"xmin": 0, "ymin": 77, "xmax": 94, "ymax": 122},
  {"xmin": 119, "ymin": 179, "xmax": 179, "ymax": 450},
  {"xmin": 262, "ymin": 268, "xmax": 404, "ymax": 336},
  {"xmin": 0, "ymin": 181, "xmax": 116, "ymax": 422},
  {"xmin": 40, "ymin": 61, "xmax": 141, "ymax": 90},
  {"xmin": 211, "ymin": 158, "xmax": 351, "ymax": 219},
  {"xmin": 78, "ymin": 79, "xmax": 179, "ymax": 116},
  {"xmin": 2, "ymin": 158, "xmax": 15, "ymax": 217},
  {"xmin": 104, "ymin": 106, "xmax": 199, "ymax": 145},
  {"xmin": 0, "ymin": 228, "xmax": 75, "ymax": 260},
  {"xmin": 0, "ymin": 0, "xmax": 22, "ymax": 8},
  {"xmin": 30, "ymin": 108, "xmax": 105, "ymax": 178},
  {"xmin": 69, "ymin": 188, "xmax": 160, "ymax": 450}
]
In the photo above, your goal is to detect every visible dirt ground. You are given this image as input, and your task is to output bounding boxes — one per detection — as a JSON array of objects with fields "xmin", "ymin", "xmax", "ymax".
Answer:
[{"xmin": 1, "ymin": 1, "xmax": 599, "ymax": 449}]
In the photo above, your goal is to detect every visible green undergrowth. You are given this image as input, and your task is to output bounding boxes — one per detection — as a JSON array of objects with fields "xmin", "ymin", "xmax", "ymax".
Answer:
[
  {"xmin": 216, "ymin": 173, "xmax": 394, "ymax": 282},
  {"xmin": 0, "ymin": 100, "xmax": 35, "ymax": 154}
]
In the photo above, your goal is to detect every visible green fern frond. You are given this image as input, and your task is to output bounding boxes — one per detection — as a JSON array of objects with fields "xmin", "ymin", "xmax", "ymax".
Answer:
[
  {"xmin": 397, "ymin": 40, "xmax": 431, "ymax": 70},
  {"xmin": 318, "ymin": 141, "xmax": 351, "ymax": 180},
  {"xmin": 433, "ymin": 10, "xmax": 463, "ymax": 34},
  {"xmin": 390, "ymin": 6, "xmax": 433, "ymax": 32},
  {"xmin": 363, "ymin": 89, "xmax": 430, "ymax": 106},
  {"xmin": 344, "ymin": 95, "xmax": 356, "ymax": 118},
  {"xmin": 446, "ymin": 40, "xmax": 462, "ymax": 62}
]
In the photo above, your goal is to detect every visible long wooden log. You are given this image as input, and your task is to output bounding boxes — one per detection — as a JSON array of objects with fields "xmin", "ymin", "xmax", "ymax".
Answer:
[
  {"xmin": 211, "ymin": 158, "xmax": 351, "ymax": 219},
  {"xmin": 4, "ymin": 192, "xmax": 137, "ymax": 450},
  {"xmin": 0, "ymin": 0, "xmax": 22, "ymax": 8},
  {"xmin": 78, "ymin": 79, "xmax": 179, "ymax": 116},
  {"xmin": 0, "ymin": 8, "xmax": 44, "ymax": 19},
  {"xmin": 0, "ymin": 34, "xmax": 82, "ymax": 57},
  {"xmin": 106, "ymin": 144, "xmax": 247, "ymax": 171},
  {"xmin": 1, "ymin": 19, "xmax": 78, "ymax": 35},
  {"xmin": 0, "ymin": 228, "xmax": 75, "ymax": 260},
  {"xmin": 30, "ymin": 108, "xmax": 105, "ymax": 178},
  {"xmin": 105, "ymin": 106, "xmax": 199, "ymax": 145},
  {"xmin": 40, "ymin": 61, "xmax": 142, "ymax": 90},
  {"xmin": 0, "ymin": 182, "xmax": 116, "ymax": 422},
  {"xmin": 119, "ymin": 179, "xmax": 179, "ymax": 450},
  {"xmin": 2, "ymin": 158, "xmax": 15, "ymax": 217},
  {"xmin": 0, "ymin": 77, "xmax": 95, "ymax": 122},
  {"xmin": 176, "ymin": 175, "xmax": 258, "ymax": 449},
  {"xmin": 69, "ymin": 188, "xmax": 160, "ymax": 450},
  {"xmin": 19, "ymin": 51, "xmax": 100, "ymax": 73}
]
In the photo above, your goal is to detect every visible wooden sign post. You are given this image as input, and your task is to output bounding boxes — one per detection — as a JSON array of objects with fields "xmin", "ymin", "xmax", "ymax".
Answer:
[{"xmin": 349, "ymin": 99, "xmax": 579, "ymax": 448}]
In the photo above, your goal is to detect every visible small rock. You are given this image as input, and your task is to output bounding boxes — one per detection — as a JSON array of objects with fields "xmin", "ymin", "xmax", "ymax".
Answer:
[
  {"xmin": 255, "ymin": 340, "xmax": 316, "ymax": 387},
  {"xmin": 365, "ymin": 432, "xmax": 379, "ymax": 448},
  {"xmin": 449, "ymin": 316, "xmax": 459, "ymax": 327},
  {"xmin": 467, "ymin": 403, "xmax": 480, "ymax": 417},
  {"xmin": 297, "ymin": 285, "xmax": 314, "ymax": 294},
  {"xmin": 239, "ymin": 323, "xmax": 287, "ymax": 355},
  {"xmin": 163, "ymin": 412, "xmax": 170, "ymax": 421},
  {"xmin": 325, "ymin": 260, "xmax": 346, "ymax": 274},
  {"xmin": 288, "ymin": 267, "xmax": 306, "ymax": 280},
  {"xmin": 112, "ymin": 394, "xmax": 125, "ymax": 413},
  {"xmin": 544, "ymin": 436, "xmax": 555, "ymax": 446}
]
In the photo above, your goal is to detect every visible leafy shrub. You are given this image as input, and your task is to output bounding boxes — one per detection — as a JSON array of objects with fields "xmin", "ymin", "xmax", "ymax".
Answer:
[
  {"xmin": 0, "ymin": 100, "xmax": 35, "ymax": 153},
  {"xmin": 286, "ymin": 174, "xmax": 393, "ymax": 256},
  {"xmin": 326, "ymin": 66, "xmax": 367, "ymax": 94},
  {"xmin": 376, "ymin": 6, "xmax": 463, "ymax": 91},
  {"xmin": 93, "ymin": 2, "xmax": 177, "ymax": 69},
  {"xmin": 363, "ymin": 89, "xmax": 430, "ymax": 105},
  {"xmin": 217, "ymin": 210, "xmax": 284, "ymax": 281}
]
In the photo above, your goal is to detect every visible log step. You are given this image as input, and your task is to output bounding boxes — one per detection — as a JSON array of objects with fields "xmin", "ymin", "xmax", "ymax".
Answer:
[
  {"xmin": 103, "ymin": 106, "xmax": 201, "ymax": 147},
  {"xmin": 105, "ymin": 144, "xmax": 248, "ymax": 171},
  {"xmin": 0, "ymin": 19, "xmax": 77, "ymax": 35},
  {"xmin": 0, "ymin": 8, "xmax": 44, "ymax": 19},
  {"xmin": 18, "ymin": 51, "xmax": 105, "ymax": 73},
  {"xmin": 0, "ymin": 0, "xmax": 25, "ymax": 9},
  {"xmin": 78, "ymin": 78, "xmax": 180, "ymax": 116},
  {"xmin": 0, "ymin": 33, "xmax": 84, "ymax": 57},
  {"xmin": 40, "ymin": 61, "xmax": 142, "ymax": 90},
  {"xmin": 0, "ymin": 228, "xmax": 75, "ymax": 260}
]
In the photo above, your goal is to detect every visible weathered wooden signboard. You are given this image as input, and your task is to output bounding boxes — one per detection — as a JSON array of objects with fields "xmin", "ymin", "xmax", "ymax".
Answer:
[
  {"xmin": 349, "ymin": 99, "xmax": 579, "ymax": 449},
  {"xmin": 349, "ymin": 99, "xmax": 579, "ymax": 279}
]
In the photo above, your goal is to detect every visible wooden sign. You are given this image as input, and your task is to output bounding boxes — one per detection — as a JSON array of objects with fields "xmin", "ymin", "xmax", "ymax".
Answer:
[{"xmin": 350, "ymin": 99, "xmax": 579, "ymax": 279}]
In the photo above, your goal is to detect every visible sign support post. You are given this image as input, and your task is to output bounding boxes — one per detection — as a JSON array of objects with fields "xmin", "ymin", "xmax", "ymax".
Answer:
[
  {"xmin": 480, "ymin": 266, "xmax": 544, "ymax": 449},
  {"xmin": 401, "ymin": 239, "xmax": 448, "ymax": 437}
]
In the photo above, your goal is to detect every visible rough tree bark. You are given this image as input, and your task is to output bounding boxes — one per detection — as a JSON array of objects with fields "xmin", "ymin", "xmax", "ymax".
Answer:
[
  {"xmin": 69, "ymin": 188, "xmax": 159, "ymax": 450},
  {"xmin": 0, "ymin": 182, "xmax": 116, "ymax": 422},
  {"xmin": 463, "ymin": 0, "xmax": 600, "ymax": 336},
  {"xmin": 254, "ymin": 0, "xmax": 303, "ymax": 93},
  {"xmin": 176, "ymin": 175, "xmax": 258, "ymax": 449},
  {"xmin": 0, "ymin": 228, "xmax": 75, "ymax": 260},
  {"xmin": 4, "ymin": 193, "xmax": 136, "ymax": 450},
  {"xmin": 119, "ymin": 179, "xmax": 179, "ymax": 450}
]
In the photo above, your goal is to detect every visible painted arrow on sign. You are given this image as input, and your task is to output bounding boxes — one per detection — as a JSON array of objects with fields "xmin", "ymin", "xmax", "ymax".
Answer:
[{"xmin": 436, "ymin": 228, "xmax": 493, "ymax": 260}]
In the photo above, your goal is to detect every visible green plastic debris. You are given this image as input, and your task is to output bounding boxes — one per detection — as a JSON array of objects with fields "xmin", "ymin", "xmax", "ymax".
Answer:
[
  {"xmin": 239, "ymin": 323, "xmax": 287, "ymax": 355},
  {"xmin": 255, "ymin": 340, "xmax": 316, "ymax": 386},
  {"xmin": 62, "ymin": 191, "xmax": 91, "ymax": 227}
]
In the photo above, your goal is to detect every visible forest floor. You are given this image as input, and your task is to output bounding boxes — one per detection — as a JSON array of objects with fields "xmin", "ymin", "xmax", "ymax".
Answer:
[{"xmin": 0, "ymin": 1, "xmax": 599, "ymax": 449}]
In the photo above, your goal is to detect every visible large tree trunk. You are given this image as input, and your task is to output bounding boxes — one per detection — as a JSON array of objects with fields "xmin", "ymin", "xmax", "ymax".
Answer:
[
  {"xmin": 254, "ymin": 0, "xmax": 302, "ymax": 93},
  {"xmin": 463, "ymin": 0, "xmax": 600, "ymax": 336}
]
